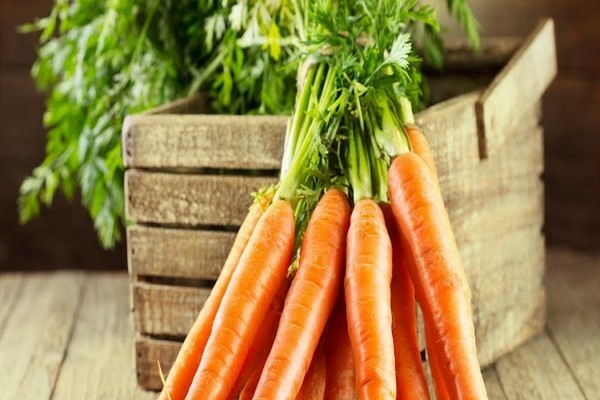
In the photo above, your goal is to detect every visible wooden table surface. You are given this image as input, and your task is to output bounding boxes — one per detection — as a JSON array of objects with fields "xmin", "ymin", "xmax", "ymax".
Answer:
[{"xmin": 0, "ymin": 248, "xmax": 598, "ymax": 400}]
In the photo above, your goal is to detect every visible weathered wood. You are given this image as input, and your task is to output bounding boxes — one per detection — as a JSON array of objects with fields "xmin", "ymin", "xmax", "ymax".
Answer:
[
  {"xmin": 125, "ymin": 171, "xmax": 276, "ymax": 226},
  {"xmin": 52, "ymin": 274, "xmax": 156, "ymax": 400},
  {"xmin": 0, "ymin": 273, "xmax": 84, "ymax": 400},
  {"xmin": 482, "ymin": 367, "xmax": 508, "ymax": 400},
  {"xmin": 545, "ymin": 250, "xmax": 600, "ymax": 398},
  {"xmin": 440, "ymin": 36, "xmax": 521, "ymax": 70},
  {"xmin": 0, "ymin": 273, "xmax": 25, "ymax": 337},
  {"xmin": 123, "ymin": 114, "xmax": 287, "ymax": 169},
  {"xmin": 136, "ymin": 337, "xmax": 181, "ymax": 391},
  {"xmin": 476, "ymin": 19, "xmax": 557, "ymax": 158},
  {"xmin": 133, "ymin": 229, "xmax": 543, "ymax": 340},
  {"xmin": 495, "ymin": 333, "xmax": 585, "ymax": 400},
  {"xmin": 133, "ymin": 282, "xmax": 212, "ymax": 337},
  {"xmin": 128, "ymin": 226, "xmax": 235, "ymax": 280}
]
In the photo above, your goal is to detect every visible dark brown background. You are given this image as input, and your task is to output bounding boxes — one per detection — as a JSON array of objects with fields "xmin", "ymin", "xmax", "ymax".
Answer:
[{"xmin": 1, "ymin": 1, "xmax": 598, "ymax": 270}]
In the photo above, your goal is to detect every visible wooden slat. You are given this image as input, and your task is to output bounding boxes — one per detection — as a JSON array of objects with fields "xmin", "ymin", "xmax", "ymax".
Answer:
[
  {"xmin": 476, "ymin": 19, "xmax": 557, "ymax": 158},
  {"xmin": 136, "ymin": 338, "xmax": 514, "ymax": 395},
  {"xmin": 128, "ymin": 226, "xmax": 235, "ymax": 280},
  {"xmin": 133, "ymin": 229, "xmax": 543, "ymax": 340},
  {"xmin": 136, "ymin": 337, "xmax": 181, "ymax": 391},
  {"xmin": 0, "ymin": 273, "xmax": 25, "ymax": 338},
  {"xmin": 495, "ymin": 333, "xmax": 585, "ymax": 400},
  {"xmin": 127, "ymin": 183, "xmax": 542, "ymax": 281},
  {"xmin": 416, "ymin": 91, "xmax": 481, "ymax": 178},
  {"xmin": 0, "ymin": 272, "xmax": 84, "ymax": 400},
  {"xmin": 133, "ymin": 282, "xmax": 212, "ymax": 337},
  {"xmin": 52, "ymin": 274, "xmax": 155, "ymax": 400},
  {"xmin": 123, "ymin": 114, "xmax": 287, "ymax": 169},
  {"xmin": 545, "ymin": 250, "xmax": 600, "ymax": 398},
  {"xmin": 482, "ymin": 367, "xmax": 508, "ymax": 400},
  {"xmin": 125, "ymin": 172, "xmax": 276, "ymax": 226}
]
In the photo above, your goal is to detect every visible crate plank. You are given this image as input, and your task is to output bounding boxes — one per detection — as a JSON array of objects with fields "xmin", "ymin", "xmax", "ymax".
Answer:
[
  {"xmin": 0, "ymin": 273, "xmax": 84, "ymax": 400},
  {"xmin": 52, "ymin": 274, "xmax": 156, "ymax": 400},
  {"xmin": 545, "ymin": 251, "xmax": 600, "ymax": 398},
  {"xmin": 123, "ymin": 114, "xmax": 288, "ymax": 169},
  {"xmin": 482, "ymin": 367, "xmax": 509, "ymax": 400},
  {"xmin": 128, "ymin": 226, "xmax": 235, "ymax": 280},
  {"xmin": 476, "ymin": 19, "xmax": 557, "ymax": 158},
  {"xmin": 125, "ymin": 172, "xmax": 276, "ymax": 226},
  {"xmin": 495, "ymin": 333, "xmax": 585, "ymax": 400},
  {"xmin": 133, "ymin": 229, "xmax": 543, "ymax": 338},
  {"xmin": 133, "ymin": 282, "xmax": 212, "ymax": 337},
  {"xmin": 0, "ymin": 273, "xmax": 25, "ymax": 337},
  {"xmin": 136, "ymin": 337, "xmax": 181, "ymax": 390},
  {"xmin": 125, "ymin": 122, "xmax": 541, "ymax": 228}
]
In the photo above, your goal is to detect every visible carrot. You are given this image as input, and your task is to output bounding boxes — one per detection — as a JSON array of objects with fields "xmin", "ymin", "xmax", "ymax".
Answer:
[
  {"xmin": 323, "ymin": 296, "xmax": 355, "ymax": 400},
  {"xmin": 184, "ymin": 200, "xmax": 295, "ymax": 400},
  {"xmin": 406, "ymin": 125, "xmax": 438, "ymax": 182},
  {"xmin": 382, "ymin": 205, "xmax": 430, "ymax": 400},
  {"xmin": 239, "ymin": 359, "xmax": 266, "ymax": 400},
  {"xmin": 345, "ymin": 199, "xmax": 396, "ymax": 400},
  {"xmin": 425, "ymin": 326, "xmax": 450, "ymax": 400},
  {"xmin": 159, "ymin": 201, "xmax": 266, "ymax": 400},
  {"xmin": 388, "ymin": 153, "xmax": 488, "ymax": 399},
  {"xmin": 406, "ymin": 127, "xmax": 450, "ymax": 400},
  {"xmin": 228, "ymin": 278, "xmax": 291, "ymax": 400},
  {"xmin": 296, "ymin": 342, "xmax": 326, "ymax": 400},
  {"xmin": 253, "ymin": 188, "xmax": 351, "ymax": 399}
]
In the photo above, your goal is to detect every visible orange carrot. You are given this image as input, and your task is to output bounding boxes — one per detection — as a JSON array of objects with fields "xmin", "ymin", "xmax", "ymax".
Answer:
[
  {"xmin": 239, "ymin": 358, "xmax": 266, "ymax": 400},
  {"xmin": 425, "ymin": 326, "xmax": 450, "ymax": 400},
  {"xmin": 296, "ymin": 343, "xmax": 326, "ymax": 400},
  {"xmin": 405, "ymin": 128, "xmax": 450, "ymax": 400},
  {"xmin": 388, "ymin": 153, "xmax": 488, "ymax": 399},
  {"xmin": 345, "ymin": 199, "xmax": 396, "ymax": 400},
  {"xmin": 159, "ymin": 202, "xmax": 266, "ymax": 400},
  {"xmin": 406, "ymin": 125, "xmax": 438, "ymax": 182},
  {"xmin": 228, "ymin": 278, "xmax": 291, "ymax": 399},
  {"xmin": 383, "ymin": 205, "xmax": 430, "ymax": 400},
  {"xmin": 184, "ymin": 200, "xmax": 295, "ymax": 400},
  {"xmin": 253, "ymin": 188, "xmax": 351, "ymax": 399},
  {"xmin": 323, "ymin": 296, "xmax": 355, "ymax": 400}
]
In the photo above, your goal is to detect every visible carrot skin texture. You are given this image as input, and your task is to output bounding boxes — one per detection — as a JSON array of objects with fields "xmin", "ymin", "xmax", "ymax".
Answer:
[
  {"xmin": 239, "ymin": 358, "xmax": 267, "ymax": 400},
  {"xmin": 296, "ymin": 344, "xmax": 326, "ymax": 400},
  {"xmin": 323, "ymin": 297, "xmax": 355, "ymax": 400},
  {"xmin": 406, "ymin": 125, "xmax": 439, "ymax": 183},
  {"xmin": 382, "ymin": 205, "xmax": 431, "ymax": 400},
  {"xmin": 185, "ymin": 200, "xmax": 295, "ymax": 400},
  {"xmin": 426, "ymin": 326, "xmax": 450, "ymax": 400},
  {"xmin": 253, "ymin": 189, "xmax": 351, "ymax": 400},
  {"xmin": 159, "ymin": 202, "xmax": 265, "ymax": 400},
  {"xmin": 345, "ymin": 199, "xmax": 396, "ymax": 400},
  {"xmin": 406, "ymin": 130, "xmax": 451, "ymax": 400},
  {"xmin": 388, "ymin": 153, "xmax": 488, "ymax": 400},
  {"xmin": 228, "ymin": 278, "xmax": 291, "ymax": 399}
]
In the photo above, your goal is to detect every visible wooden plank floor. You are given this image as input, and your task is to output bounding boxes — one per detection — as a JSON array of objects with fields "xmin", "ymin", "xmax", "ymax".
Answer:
[{"xmin": 0, "ymin": 248, "xmax": 598, "ymax": 400}]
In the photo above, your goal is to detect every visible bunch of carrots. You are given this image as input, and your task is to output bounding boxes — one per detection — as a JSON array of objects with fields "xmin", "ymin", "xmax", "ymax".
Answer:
[{"xmin": 157, "ymin": 1, "xmax": 487, "ymax": 399}]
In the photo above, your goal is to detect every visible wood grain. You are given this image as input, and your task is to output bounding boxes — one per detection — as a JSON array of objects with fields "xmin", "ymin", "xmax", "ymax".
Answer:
[
  {"xmin": 128, "ymin": 226, "xmax": 235, "ymax": 280},
  {"xmin": 482, "ymin": 368, "xmax": 508, "ymax": 400},
  {"xmin": 545, "ymin": 250, "xmax": 600, "ymax": 398},
  {"xmin": 123, "ymin": 114, "xmax": 287, "ymax": 169},
  {"xmin": 495, "ymin": 333, "xmax": 585, "ymax": 400},
  {"xmin": 52, "ymin": 274, "xmax": 156, "ymax": 400},
  {"xmin": 0, "ymin": 272, "xmax": 84, "ymax": 400},
  {"xmin": 132, "ymin": 282, "xmax": 212, "ymax": 337},
  {"xmin": 0, "ymin": 273, "xmax": 25, "ymax": 337},
  {"xmin": 125, "ymin": 172, "xmax": 276, "ymax": 226},
  {"xmin": 476, "ymin": 19, "xmax": 557, "ymax": 158}
]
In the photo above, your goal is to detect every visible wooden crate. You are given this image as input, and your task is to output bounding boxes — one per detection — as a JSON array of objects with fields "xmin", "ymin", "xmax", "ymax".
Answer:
[{"xmin": 124, "ymin": 20, "xmax": 556, "ymax": 391}]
